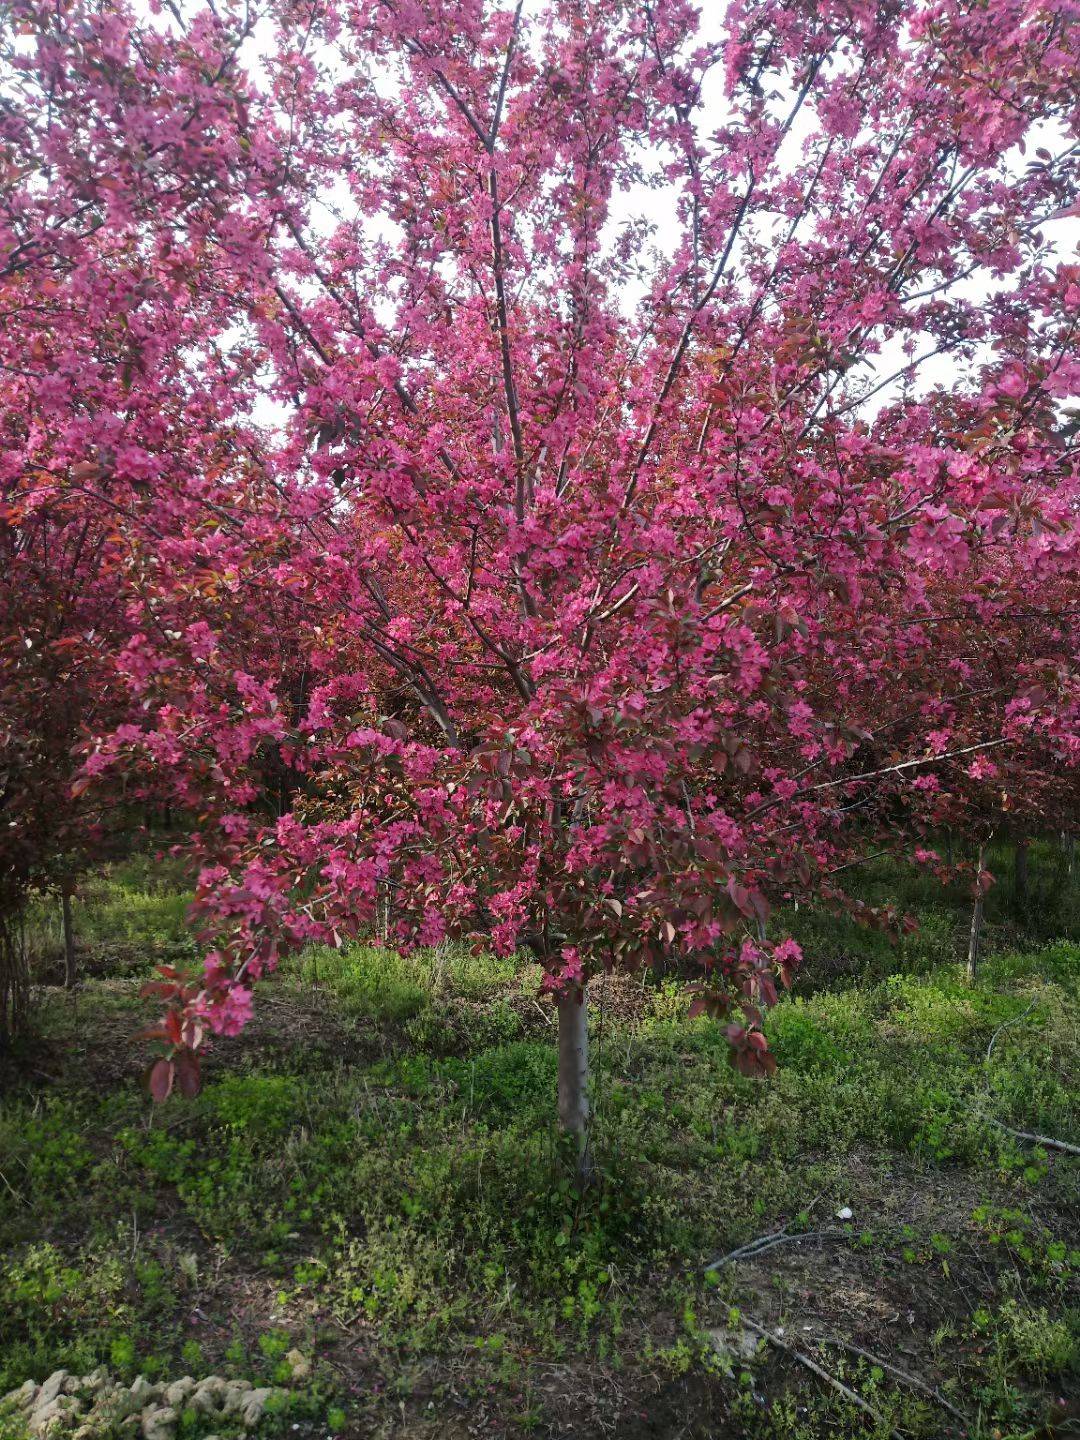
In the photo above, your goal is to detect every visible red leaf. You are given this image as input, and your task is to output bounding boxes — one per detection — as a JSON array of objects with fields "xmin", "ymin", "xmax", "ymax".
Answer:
[
  {"xmin": 147, "ymin": 1058, "xmax": 174, "ymax": 1102},
  {"xmin": 174, "ymin": 1049, "xmax": 202, "ymax": 1099}
]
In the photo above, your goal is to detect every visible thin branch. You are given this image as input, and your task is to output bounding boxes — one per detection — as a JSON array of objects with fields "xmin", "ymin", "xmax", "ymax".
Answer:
[
  {"xmin": 985, "ymin": 996, "xmax": 1039, "ymax": 1064},
  {"xmin": 484, "ymin": 4, "xmax": 529, "ymax": 535},
  {"xmin": 991, "ymin": 1121, "xmax": 1080, "ymax": 1157},
  {"xmin": 827, "ymin": 850, "xmax": 894, "ymax": 876},
  {"xmin": 980, "ymin": 996, "xmax": 1078, "ymax": 1153},
  {"xmin": 705, "ymin": 1225, "xmax": 791, "ymax": 1272},
  {"xmin": 706, "ymin": 1229, "xmax": 845, "ymax": 1272},
  {"xmin": 813, "ymin": 1335, "xmax": 969, "ymax": 1425},
  {"xmin": 623, "ymin": 54, "xmax": 826, "ymax": 508},
  {"xmin": 488, "ymin": 171, "xmax": 526, "ymax": 477},
  {"xmin": 488, "ymin": 1, "xmax": 523, "ymax": 149},
  {"xmin": 739, "ymin": 1317, "xmax": 903, "ymax": 1439},
  {"xmin": 745, "ymin": 739, "xmax": 1010, "ymax": 819},
  {"xmin": 700, "ymin": 581, "xmax": 754, "ymax": 622}
]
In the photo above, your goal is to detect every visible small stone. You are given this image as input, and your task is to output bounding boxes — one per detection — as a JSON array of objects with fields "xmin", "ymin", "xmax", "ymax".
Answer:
[
  {"xmin": 35, "ymin": 1374, "xmax": 69, "ymax": 1411},
  {"xmin": 163, "ymin": 1379, "xmax": 196, "ymax": 1409},
  {"xmin": 107, "ymin": 1389, "xmax": 142, "ymax": 1420},
  {"xmin": 707, "ymin": 1326, "xmax": 760, "ymax": 1366},
  {"xmin": 141, "ymin": 1404, "xmax": 177, "ymax": 1440},
  {"xmin": 2, "ymin": 1371, "xmax": 294, "ymax": 1439},
  {"xmin": 836, "ymin": 1205, "xmax": 853, "ymax": 1221},
  {"xmin": 29, "ymin": 1396, "xmax": 81, "ymax": 1436},
  {"xmin": 28, "ymin": 1402, "xmax": 60, "ymax": 1436},
  {"xmin": 284, "ymin": 1350, "xmax": 311, "ymax": 1383},
  {"xmin": 241, "ymin": 1388, "xmax": 273, "ymax": 1427},
  {"xmin": 28, "ymin": 1412, "xmax": 54, "ymax": 1435},
  {"xmin": 222, "ymin": 1387, "xmax": 248, "ymax": 1417},
  {"xmin": 4, "ymin": 1381, "xmax": 38, "ymax": 1412}
]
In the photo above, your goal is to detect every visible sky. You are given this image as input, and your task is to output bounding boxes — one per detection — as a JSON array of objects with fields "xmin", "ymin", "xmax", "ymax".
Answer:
[{"xmin": 121, "ymin": 0, "xmax": 1078, "ymax": 432}]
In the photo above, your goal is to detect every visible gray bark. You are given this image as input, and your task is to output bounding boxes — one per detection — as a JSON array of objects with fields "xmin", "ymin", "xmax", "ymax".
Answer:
[
  {"xmin": 557, "ymin": 985, "xmax": 594, "ymax": 1184},
  {"xmin": 377, "ymin": 880, "xmax": 391, "ymax": 944},
  {"xmin": 0, "ymin": 910, "xmax": 29, "ymax": 1049},
  {"xmin": 967, "ymin": 843, "xmax": 986, "ymax": 984},
  {"xmin": 1014, "ymin": 837, "xmax": 1029, "ymax": 907},
  {"xmin": 61, "ymin": 886, "xmax": 77, "ymax": 990}
]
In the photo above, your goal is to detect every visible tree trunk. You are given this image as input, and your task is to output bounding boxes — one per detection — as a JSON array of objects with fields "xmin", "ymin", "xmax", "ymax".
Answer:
[
  {"xmin": 61, "ymin": 885, "xmax": 77, "ymax": 989},
  {"xmin": 944, "ymin": 831, "xmax": 954, "ymax": 868},
  {"xmin": 377, "ymin": 880, "xmax": 391, "ymax": 944},
  {"xmin": 557, "ymin": 985, "xmax": 594, "ymax": 1185},
  {"xmin": 967, "ymin": 844, "xmax": 986, "ymax": 984},
  {"xmin": 1014, "ymin": 837, "xmax": 1029, "ymax": 908},
  {"xmin": 1063, "ymin": 832, "xmax": 1074, "ymax": 879},
  {"xmin": 0, "ymin": 910, "xmax": 29, "ymax": 1050}
]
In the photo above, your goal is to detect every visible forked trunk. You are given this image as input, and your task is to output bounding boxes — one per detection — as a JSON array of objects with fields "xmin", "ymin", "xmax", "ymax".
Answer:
[
  {"xmin": 61, "ymin": 886, "xmax": 77, "ymax": 990},
  {"xmin": 556, "ymin": 985, "xmax": 594, "ymax": 1186},
  {"xmin": 967, "ymin": 843, "xmax": 986, "ymax": 984}
]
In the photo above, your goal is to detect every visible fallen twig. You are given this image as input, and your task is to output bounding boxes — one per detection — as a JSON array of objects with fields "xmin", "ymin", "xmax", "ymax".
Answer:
[
  {"xmin": 991, "ymin": 1120, "xmax": 1080, "ymax": 1156},
  {"xmin": 705, "ymin": 1228, "xmax": 845, "ymax": 1272},
  {"xmin": 985, "ymin": 997, "xmax": 1039, "ymax": 1063},
  {"xmin": 981, "ymin": 992, "xmax": 1079, "ymax": 1156},
  {"xmin": 814, "ymin": 1334, "xmax": 969, "ymax": 1426},
  {"xmin": 740, "ymin": 1316, "xmax": 902, "ymax": 1438},
  {"xmin": 0, "ymin": 1167, "xmax": 24, "ymax": 1206},
  {"xmin": 705, "ymin": 1224, "xmax": 790, "ymax": 1271}
]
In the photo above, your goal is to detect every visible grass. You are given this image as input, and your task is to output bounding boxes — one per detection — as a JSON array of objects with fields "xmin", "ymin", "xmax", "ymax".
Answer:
[
  {"xmin": 22, "ymin": 855, "xmax": 196, "ymax": 977},
  {"xmin": 1, "ymin": 844, "xmax": 1078, "ymax": 1438},
  {"xmin": 782, "ymin": 834, "xmax": 1079, "ymax": 989}
]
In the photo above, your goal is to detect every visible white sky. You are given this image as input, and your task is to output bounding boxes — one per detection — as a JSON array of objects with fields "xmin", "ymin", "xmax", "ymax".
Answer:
[{"xmin": 112, "ymin": 0, "xmax": 1078, "ymax": 430}]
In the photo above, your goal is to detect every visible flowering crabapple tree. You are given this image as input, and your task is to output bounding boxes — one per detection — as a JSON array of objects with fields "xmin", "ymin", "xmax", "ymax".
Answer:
[
  {"xmin": 0, "ymin": 484, "xmax": 129, "ymax": 1014},
  {"xmin": 0, "ymin": 0, "xmax": 293, "ymax": 1024},
  {"xmin": 7, "ymin": 0, "xmax": 1079, "ymax": 1161},
  {"xmin": 795, "ymin": 522, "xmax": 1080, "ymax": 977}
]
